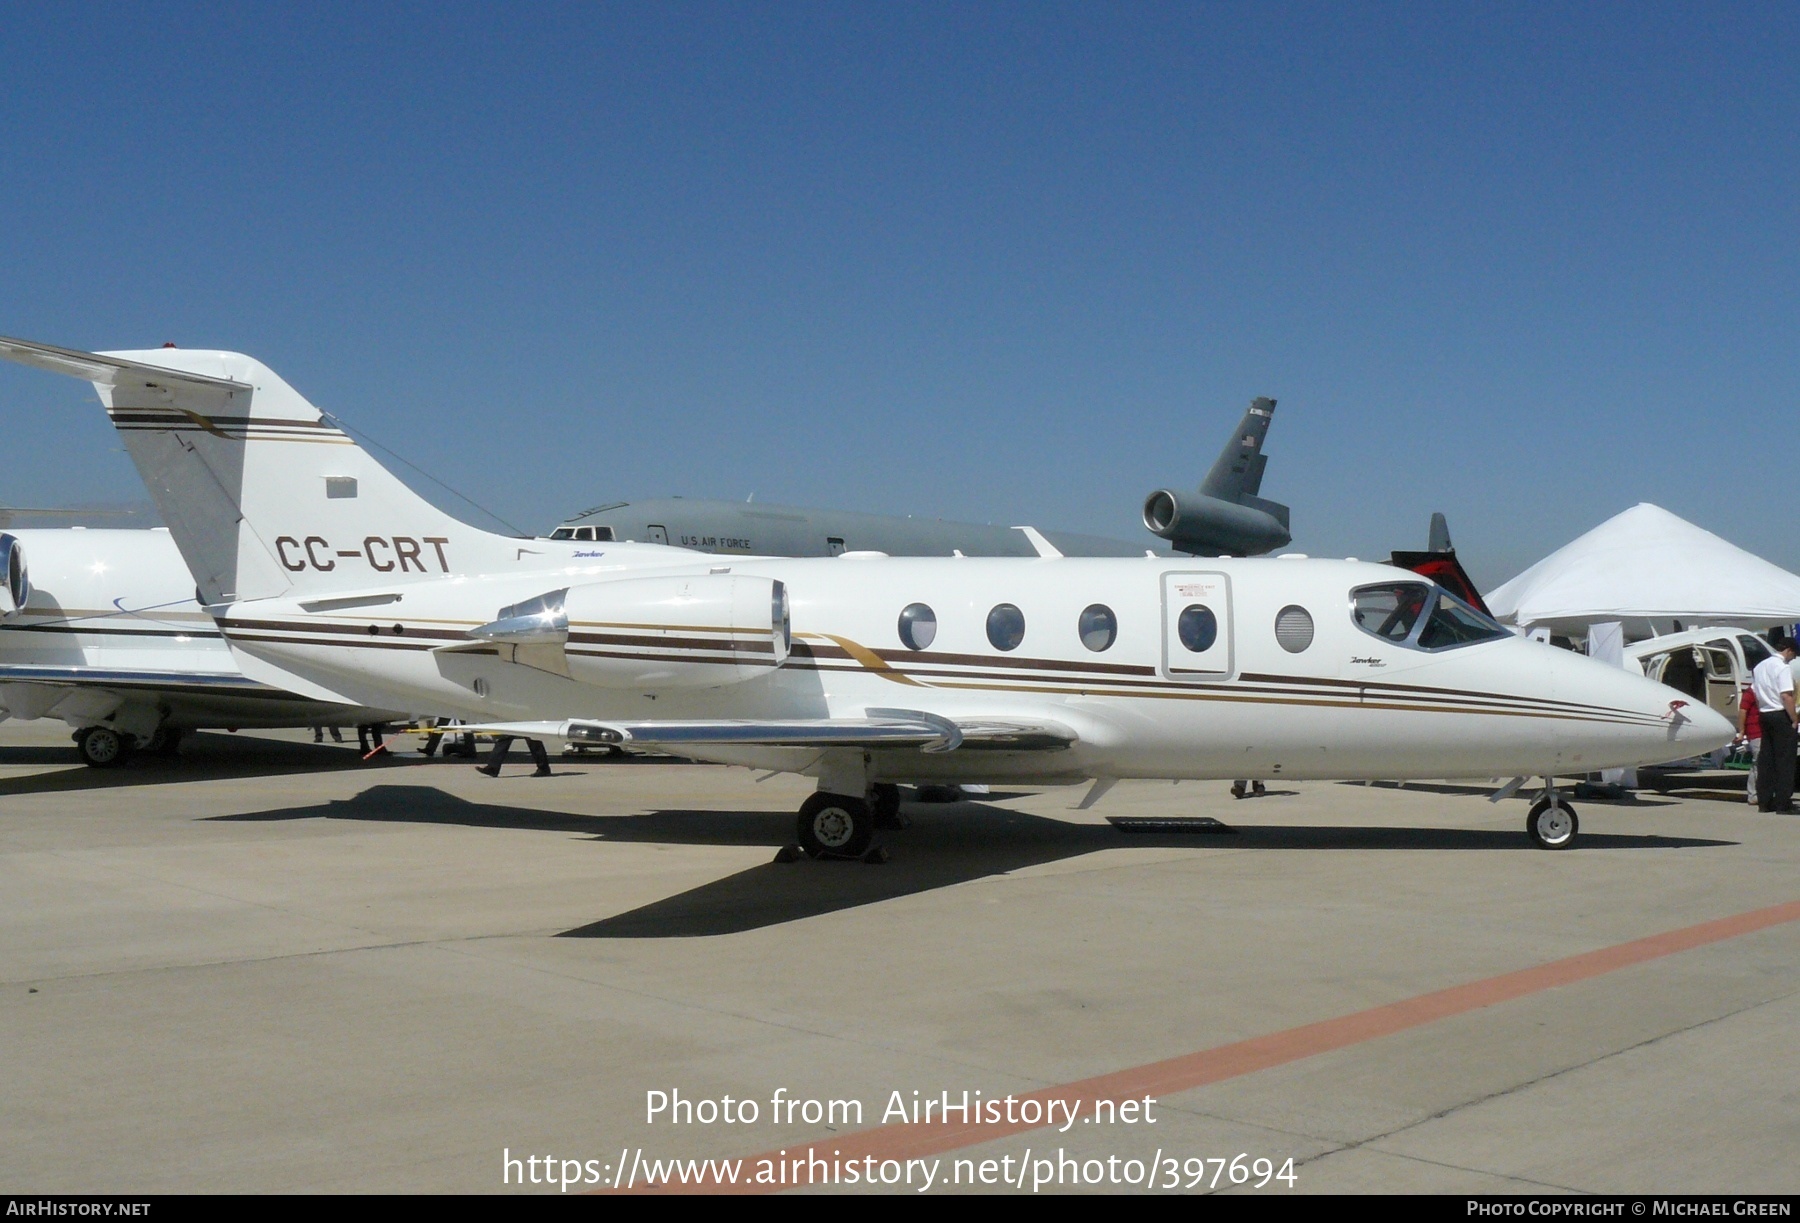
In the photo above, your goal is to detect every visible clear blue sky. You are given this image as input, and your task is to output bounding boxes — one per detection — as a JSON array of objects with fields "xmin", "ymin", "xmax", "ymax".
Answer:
[{"xmin": 2, "ymin": 2, "xmax": 1795, "ymax": 590}]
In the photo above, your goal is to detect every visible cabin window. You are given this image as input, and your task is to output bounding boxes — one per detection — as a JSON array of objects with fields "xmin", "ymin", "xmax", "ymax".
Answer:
[
  {"xmin": 986, "ymin": 603, "xmax": 1026, "ymax": 651},
  {"xmin": 897, "ymin": 603, "xmax": 937, "ymax": 651},
  {"xmin": 1078, "ymin": 604, "xmax": 1117, "ymax": 652},
  {"xmin": 1177, "ymin": 605, "xmax": 1218, "ymax": 653},
  {"xmin": 1274, "ymin": 605, "xmax": 1314, "ymax": 653}
]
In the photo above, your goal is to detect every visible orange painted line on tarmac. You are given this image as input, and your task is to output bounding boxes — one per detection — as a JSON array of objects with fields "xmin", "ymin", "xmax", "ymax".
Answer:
[{"xmin": 616, "ymin": 898, "xmax": 1800, "ymax": 1193}]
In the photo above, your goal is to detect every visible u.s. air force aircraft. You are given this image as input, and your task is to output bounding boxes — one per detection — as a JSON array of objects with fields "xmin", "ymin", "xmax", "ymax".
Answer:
[
  {"xmin": 0, "ymin": 336, "xmax": 1732, "ymax": 854},
  {"xmin": 547, "ymin": 398, "xmax": 1291, "ymax": 559}
]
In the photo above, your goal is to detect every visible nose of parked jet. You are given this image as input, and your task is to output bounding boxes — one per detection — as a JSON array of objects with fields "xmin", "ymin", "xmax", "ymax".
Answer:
[{"xmin": 1547, "ymin": 647, "xmax": 1737, "ymax": 770}]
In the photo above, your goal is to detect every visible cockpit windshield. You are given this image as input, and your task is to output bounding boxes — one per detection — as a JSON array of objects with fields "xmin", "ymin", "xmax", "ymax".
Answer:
[{"xmin": 1352, "ymin": 582, "xmax": 1510, "ymax": 652}]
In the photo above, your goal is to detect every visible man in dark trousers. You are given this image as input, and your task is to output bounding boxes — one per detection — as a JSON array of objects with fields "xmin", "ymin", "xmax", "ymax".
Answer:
[
  {"xmin": 1750, "ymin": 631, "xmax": 1800, "ymax": 813},
  {"xmin": 477, "ymin": 735, "xmax": 552, "ymax": 777}
]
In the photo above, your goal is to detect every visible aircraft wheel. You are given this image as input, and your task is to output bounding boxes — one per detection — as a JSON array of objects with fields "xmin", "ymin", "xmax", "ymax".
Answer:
[
  {"xmin": 1526, "ymin": 798, "xmax": 1579, "ymax": 850},
  {"xmin": 75, "ymin": 726, "xmax": 133, "ymax": 768},
  {"xmin": 870, "ymin": 783, "xmax": 906, "ymax": 829},
  {"xmin": 797, "ymin": 792, "xmax": 875, "ymax": 859}
]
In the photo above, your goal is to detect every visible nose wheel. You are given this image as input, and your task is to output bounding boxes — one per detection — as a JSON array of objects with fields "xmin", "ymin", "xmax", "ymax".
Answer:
[
  {"xmin": 1526, "ymin": 796, "xmax": 1579, "ymax": 849},
  {"xmin": 797, "ymin": 792, "xmax": 876, "ymax": 859}
]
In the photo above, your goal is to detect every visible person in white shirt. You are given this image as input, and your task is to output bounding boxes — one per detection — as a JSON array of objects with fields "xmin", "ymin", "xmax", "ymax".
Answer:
[{"xmin": 1749, "ymin": 633, "xmax": 1800, "ymax": 813}]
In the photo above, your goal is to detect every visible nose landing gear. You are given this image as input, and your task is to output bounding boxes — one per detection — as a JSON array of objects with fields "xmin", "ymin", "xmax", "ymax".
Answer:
[{"xmin": 1526, "ymin": 793, "xmax": 1579, "ymax": 849}]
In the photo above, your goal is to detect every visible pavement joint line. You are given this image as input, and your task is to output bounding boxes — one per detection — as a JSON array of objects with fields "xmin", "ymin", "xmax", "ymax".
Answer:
[
  {"xmin": 1294, "ymin": 1144, "xmax": 1583, "ymax": 1195},
  {"xmin": 612, "ymin": 896, "xmax": 1800, "ymax": 1194},
  {"xmin": 17, "ymin": 846, "xmax": 403, "ymax": 932},
  {"xmin": 1330, "ymin": 980, "xmax": 1800, "ymax": 1184},
  {"xmin": 2, "ymin": 935, "xmax": 455, "ymax": 988},
  {"xmin": 425, "ymin": 936, "xmax": 1077, "ymax": 1084}
]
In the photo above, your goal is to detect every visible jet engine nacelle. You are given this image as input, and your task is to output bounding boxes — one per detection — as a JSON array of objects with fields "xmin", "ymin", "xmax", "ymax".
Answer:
[
  {"xmin": 0, "ymin": 533, "xmax": 28, "ymax": 621},
  {"xmin": 1142, "ymin": 489, "xmax": 1292, "ymax": 557},
  {"xmin": 471, "ymin": 573, "xmax": 791, "ymax": 690}
]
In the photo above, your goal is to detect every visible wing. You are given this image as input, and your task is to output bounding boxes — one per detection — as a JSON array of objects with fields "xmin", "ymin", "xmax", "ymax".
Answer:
[{"xmin": 454, "ymin": 708, "xmax": 1078, "ymax": 753}]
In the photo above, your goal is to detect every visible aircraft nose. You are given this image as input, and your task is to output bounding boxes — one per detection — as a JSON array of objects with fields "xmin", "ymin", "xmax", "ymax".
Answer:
[
  {"xmin": 1675, "ymin": 699, "xmax": 1737, "ymax": 750},
  {"xmin": 1549, "ymin": 648, "xmax": 1737, "ymax": 769}
]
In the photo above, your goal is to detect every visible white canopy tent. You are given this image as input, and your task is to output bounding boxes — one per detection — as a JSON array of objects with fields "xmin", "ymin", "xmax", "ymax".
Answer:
[{"xmin": 1487, "ymin": 503, "xmax": 1800, "ymax": 637}]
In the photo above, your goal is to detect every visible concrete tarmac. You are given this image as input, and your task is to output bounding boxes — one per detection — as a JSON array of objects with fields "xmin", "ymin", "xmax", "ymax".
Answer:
[{"xmin": 0, "ymin": 720, "xmax": 1795, "ymax": 1195}]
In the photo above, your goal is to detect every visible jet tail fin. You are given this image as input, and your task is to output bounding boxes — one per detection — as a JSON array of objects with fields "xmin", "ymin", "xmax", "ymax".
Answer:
[
  {"xmin": 1199, "ymin": 396, "xmax": 1277, "ymax": 500},
  {"xmin": 0, "ymin": 336, "xmax": 528, "ymax": 607},
  {"xmin": 1392, "ymin": 514, "xmax": 1490, "ymax": 616},
  {"xmin": 1428, "ymin": 511, "xmax": 1453, "ymax": 554}
]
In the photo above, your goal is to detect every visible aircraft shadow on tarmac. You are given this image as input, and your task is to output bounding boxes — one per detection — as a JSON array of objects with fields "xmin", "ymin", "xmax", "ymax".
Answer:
[
  {"xmin": 207, "ymin": 784, "xmax": 1737, "ymax": 938},
  {"xmin": 0, "ymin": 733, "xmax": 373, "ymax": 799}
]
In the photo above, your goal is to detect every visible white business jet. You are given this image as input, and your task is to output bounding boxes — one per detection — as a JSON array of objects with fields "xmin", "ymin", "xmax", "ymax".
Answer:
[
  {"xmin": 0, "ymin": 336, "xmax": 1733, "ymax": 852},
  {"xmin": 0, "ymin": 526, "xmax": 394, "ymax": 763}
]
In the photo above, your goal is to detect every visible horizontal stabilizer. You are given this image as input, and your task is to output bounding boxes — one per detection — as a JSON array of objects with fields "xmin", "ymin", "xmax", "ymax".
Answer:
[
  {"xmin": 1240, "ymin": 494, "xmax": 1290, "ymax": 532},
  {"xmin": 0, "ymin": 336, "xmax": 251, "ymax": 414}
]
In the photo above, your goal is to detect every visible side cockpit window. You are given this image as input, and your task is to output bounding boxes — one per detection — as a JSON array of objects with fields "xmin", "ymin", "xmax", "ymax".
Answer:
[
  {"xmin": 1352, "ymin": 583, "xmax": 1431, "ymax": 642},
  {"xmin": 1353, "ymin": 582, "xmax": 1508, "ymax": 652}
]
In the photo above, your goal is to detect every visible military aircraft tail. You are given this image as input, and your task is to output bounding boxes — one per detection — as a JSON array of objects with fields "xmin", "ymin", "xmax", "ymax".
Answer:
[
  {"xmin": 0, "ymin": 337, "xmax": 530, "ymax": 605},
  {"xmin": 1391, "ymin": 511, "xmax": 1491, "ymax": 615},
  {"xmin": 1143, "ymin": 397, "xmax": 1292, "ymax": 556}
]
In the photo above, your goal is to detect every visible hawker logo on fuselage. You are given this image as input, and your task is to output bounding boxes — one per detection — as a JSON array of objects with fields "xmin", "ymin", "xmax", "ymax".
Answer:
[{"xmin": 274, "ymin": 535, "xmax": 450, "ymax": 573}]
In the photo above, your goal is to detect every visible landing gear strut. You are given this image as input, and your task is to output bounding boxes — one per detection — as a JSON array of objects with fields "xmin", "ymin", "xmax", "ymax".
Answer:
[
  {"xmin": 144, "ymin": 728, "xmax": 183, "ymax": 757},
  {"xmin": 870, "ymin": 783, "xmax": 908, "ymax": 830},
  {"xmin": 796, "ymin": 792, "xmax": 875, "ymax": 859}
]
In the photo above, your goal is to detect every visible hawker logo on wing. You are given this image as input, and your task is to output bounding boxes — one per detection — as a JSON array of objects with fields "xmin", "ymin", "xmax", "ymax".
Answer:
[{"xmin": 274, "ymin": 535, "xmax": 450, "ymax": 574}]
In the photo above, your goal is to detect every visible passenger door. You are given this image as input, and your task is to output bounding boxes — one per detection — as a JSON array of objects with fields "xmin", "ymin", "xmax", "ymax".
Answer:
[
  {"xmin": 1701, "ymin": 646, "xmax": 1738, "ymax": 718},
  {"xmin": 1161, "ymin": 572, "xmax": 1233, "ymax": 681}
]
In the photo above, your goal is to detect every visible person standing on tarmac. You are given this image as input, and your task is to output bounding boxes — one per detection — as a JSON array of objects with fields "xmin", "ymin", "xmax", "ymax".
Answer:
[
  {"xmin": 1750, "ymin": 632, "xmax": 1799, "ymax": 813},
  {"xmin": 477, "ymin": 736, "xmax": 552, "ymax": 777},
  {"xmin": 1737, "ymin": 682, "xmax": 1764, "ymax": 805}
]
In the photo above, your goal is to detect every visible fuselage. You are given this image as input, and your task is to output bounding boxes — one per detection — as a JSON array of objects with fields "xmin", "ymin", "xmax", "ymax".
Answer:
[
  {"xmin": 549, "ymin": 498, "xmax": 1151, "ymax": 557},
  {"xmin": 216, "ymin": 550, "xmax": 1730, "ymax": 785}
]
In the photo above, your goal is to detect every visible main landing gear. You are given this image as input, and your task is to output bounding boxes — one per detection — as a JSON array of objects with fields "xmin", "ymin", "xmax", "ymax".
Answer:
[
  {"xmin": 793, "ymin": 784, "xmax": 910, "ymax": 861},
  {"xmin": 74, "ymin": 725, "xmax": 134, "ymax": 768},
  {"xmin": 796, "ymin": 792, "xmax": 876, "ymax": 859}
]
